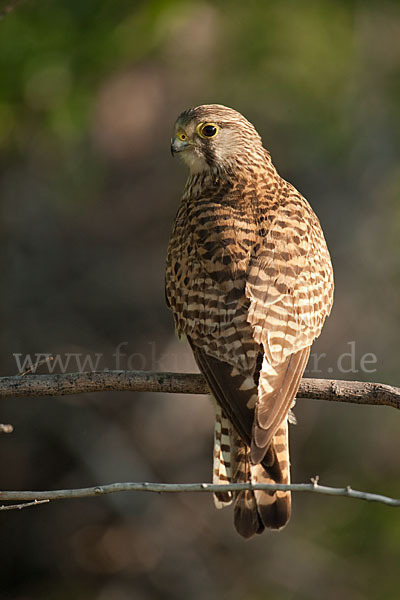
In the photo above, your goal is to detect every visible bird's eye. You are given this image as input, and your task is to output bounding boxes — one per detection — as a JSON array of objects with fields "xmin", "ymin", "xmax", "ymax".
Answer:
[
  {"xmin": 177, "ymin": 131, "xmax": 187, "ymax": 141},
  {"xmin": 197, "ymin": 122, "xmax": 219, "ymax": 139}
]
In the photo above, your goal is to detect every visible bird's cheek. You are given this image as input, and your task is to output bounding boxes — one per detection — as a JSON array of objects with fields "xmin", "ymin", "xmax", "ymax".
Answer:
[{"xmin": 181, "ymin": 147, "xmax": 208, "ymax": 173}]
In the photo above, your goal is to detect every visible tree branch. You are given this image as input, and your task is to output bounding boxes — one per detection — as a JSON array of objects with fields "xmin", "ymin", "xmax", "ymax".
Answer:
[
  {"xmin": 0, "ymin": 370, "xmax": 399, "ymax": 409},
  {"xmin": 0, "ymin": 480, "xmax": 399, "ymax": 508},
  {"xmin": 0, "ymin": 499, "xmax": 49, "ymax": 511},
  {"xmin": 1, "ymin": 372, "xmax": 399, "ymax": 513}
]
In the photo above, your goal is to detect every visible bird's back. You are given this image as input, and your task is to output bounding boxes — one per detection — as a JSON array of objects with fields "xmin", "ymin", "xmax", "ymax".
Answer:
[{"xmin": 166, "ymin": 104, "xmax": 333, "ymax": 537}]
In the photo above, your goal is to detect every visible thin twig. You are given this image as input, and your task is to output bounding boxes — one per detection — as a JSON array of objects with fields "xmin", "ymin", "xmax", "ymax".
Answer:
[
  {"xmin": 0, "ymin": 480, "xmax": 398, "ymax": 507},
  {"xmin": 0, "ymin": 499, "xmax": 50, "ymax": 511},
  {"xmin": 0, "ymin": 371, "xmax": 399, "ymax": 409},
  {"xmin": 17, "ymin": 354, "xmax": 54, "ymax": 376}
]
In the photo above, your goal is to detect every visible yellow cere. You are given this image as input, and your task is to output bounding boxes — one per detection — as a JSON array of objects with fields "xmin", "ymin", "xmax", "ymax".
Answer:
[{"xmin": 177, "ymin": 130, "xmax": 187, "ymax": 141}]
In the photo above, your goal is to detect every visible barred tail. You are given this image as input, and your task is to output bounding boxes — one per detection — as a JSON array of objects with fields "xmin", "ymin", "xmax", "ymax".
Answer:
[
  {"xmin": 213, "ymin": 405, "xmax": 233, "ymax": 508},
  {"xmin": 233, "ymin": 421, "xmax": 291, "ymax": 538},
  {"xmin": 212, "ymin": 405, "xmax": 291, "ymax": 538}
]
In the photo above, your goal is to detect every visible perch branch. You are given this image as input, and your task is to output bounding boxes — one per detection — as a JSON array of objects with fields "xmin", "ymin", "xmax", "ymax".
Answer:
[
  {"xmin": 0, "ymin": 480, "xmax": 399, "ymax": 509},
  {"xmin": 0, "ymin": 371, "xmax": 399, "ymax": 409}
]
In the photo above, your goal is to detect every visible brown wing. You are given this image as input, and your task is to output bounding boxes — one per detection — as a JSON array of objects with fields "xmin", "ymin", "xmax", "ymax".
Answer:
[
  {"xmin": 251, "ymin": 347, "xmax": 310, "ymax": 463},
  {"xmin": 189, "ymin": 338, "xmax": 290, "ymax": 477},
  {"xmin": 188, "ymin": 337, "xmax": 256, "ymax": 447},
  {"xmin": 245, "ymin": 187, "xmax": 334, "ymax": 461},
  {"xmin": 167, "ymin": 181, "xmax": 333, "ymax": 467},
  {"xmin": 246, "ymin": 187, "xmax": 334, "ymax": 365}
]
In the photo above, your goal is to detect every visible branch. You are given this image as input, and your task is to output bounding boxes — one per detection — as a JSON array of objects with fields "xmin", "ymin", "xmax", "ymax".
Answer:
[
  {"xmin": 17, "ymin": 354, "xmax": 54, "ymax": 376},
  {"xmin": 0, "ymin": 480, "xmax": 399, "ymax": 508},
  {"xmin": 1, "ymin": 373, "xmax": 398, "ymax": 513},
  {"xmin": 0, "ymin": 499, "xmax": 49, "ymax": 511},
  {"xmin": 0, "ymin": 370, "xmax": 399, "ymax": 409}
]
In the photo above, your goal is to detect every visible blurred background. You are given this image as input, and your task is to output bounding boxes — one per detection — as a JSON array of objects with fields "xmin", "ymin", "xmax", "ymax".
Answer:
[{"xmin": 0, "ymin": 0, "xmax": 399, "ymax": 598}]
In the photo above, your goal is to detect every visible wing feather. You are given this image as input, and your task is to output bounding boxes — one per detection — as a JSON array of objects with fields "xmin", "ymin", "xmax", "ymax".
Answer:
[{"xmin": 251, "ymin": 347, "xmax": 310, "ymax": 463}]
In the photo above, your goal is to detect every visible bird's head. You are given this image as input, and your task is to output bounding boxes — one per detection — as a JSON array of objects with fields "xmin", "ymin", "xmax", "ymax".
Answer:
[{"xmin": 171, "ymin": 104, "xmax": 266, "ymax": 174}]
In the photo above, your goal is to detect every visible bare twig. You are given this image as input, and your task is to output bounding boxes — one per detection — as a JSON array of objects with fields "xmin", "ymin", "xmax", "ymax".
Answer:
[
  {"xmin": 17, "ymin": 354, "xmax": 54, "ymax": 377},
  {"xmin": 0, "ymin": 0, "xmax": 25, "ymax": 21},
  {"xmin": 0, "ymin": 499, "xmax": 49, "ymax": 511},
  {"xmin": 0, "ymin": 370, "xmax": 398, "ymax": 409},
  {"xmin": 0, "ymin": 371, "xmax": 398, "ymax": 513},
  {"xmin": 0, "ymin": 480, "xmax": 398, "ymax": 507}
]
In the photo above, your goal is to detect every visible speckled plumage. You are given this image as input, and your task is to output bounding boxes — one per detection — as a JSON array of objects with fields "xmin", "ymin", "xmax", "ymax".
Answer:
[{"xmin": 165, "ymin": 104, "xmax": 334, "ymax": 538}]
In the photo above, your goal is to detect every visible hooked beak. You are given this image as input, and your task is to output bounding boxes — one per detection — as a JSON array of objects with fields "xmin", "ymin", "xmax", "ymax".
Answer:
[{"xmin": 171, "ymin": 135, "xmax": 190, "ymax": 156}]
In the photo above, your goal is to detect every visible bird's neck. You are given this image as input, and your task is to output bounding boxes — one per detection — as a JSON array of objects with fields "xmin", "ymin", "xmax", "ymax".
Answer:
[{"xmin": 183, "ymin": 153, "xmax": 277, "ymax": 200}]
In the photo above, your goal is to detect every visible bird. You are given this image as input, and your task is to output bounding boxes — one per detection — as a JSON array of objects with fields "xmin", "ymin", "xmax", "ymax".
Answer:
[{"xmin": 165, "ymin": 104, "xmax": 334, "ymax": 538}]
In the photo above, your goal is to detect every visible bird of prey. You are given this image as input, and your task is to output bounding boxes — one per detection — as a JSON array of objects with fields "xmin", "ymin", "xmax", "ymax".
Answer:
[{"xmin": 165, "ymin": 104, "xmax": 334, "ymax": 538}]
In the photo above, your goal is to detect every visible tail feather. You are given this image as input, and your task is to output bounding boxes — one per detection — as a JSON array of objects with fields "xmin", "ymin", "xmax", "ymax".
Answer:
[
  {"xmin": 213, "ymin": 404, "xmax": 233, "ymax": 508},
  {"xmin": 232, "ymin": 420, "xmax": 291, "ymax": 538},
  {"xmin": 232, "ymin": 431, "xmax": 264, "ymax": 537},
  {"xmin": 253, "ymin": 421, "xmax": 291, "ymax": 530},
  {"xmin": 234, "ymin": 489, "xmax": 264, "ymax": 537}
]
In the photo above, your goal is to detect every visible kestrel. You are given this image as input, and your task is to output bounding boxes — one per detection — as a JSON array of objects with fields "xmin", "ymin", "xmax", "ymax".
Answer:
[{"xmin": 165, "ymin": 104, "xmax": 334, "ymax": 538}]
